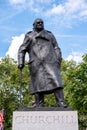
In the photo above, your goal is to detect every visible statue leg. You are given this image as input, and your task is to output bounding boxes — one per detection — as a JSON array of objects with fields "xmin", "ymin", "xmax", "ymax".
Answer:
[
  {"xmin": 35, "ymin": 92, "xmax": 44, "ymax": 107},
  {"xmin": 54, "ymin": 88, "xmax": 67, "ymax": 108}
]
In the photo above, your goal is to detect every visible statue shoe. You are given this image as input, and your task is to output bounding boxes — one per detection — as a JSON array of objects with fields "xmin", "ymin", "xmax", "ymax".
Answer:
[{"xmin": 58, "ymin": 101, "xmax": 67, "ymax": 108}]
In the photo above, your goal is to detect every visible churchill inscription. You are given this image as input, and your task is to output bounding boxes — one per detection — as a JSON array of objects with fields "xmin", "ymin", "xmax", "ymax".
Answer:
[
  {"xmin": 12, "ymin": 111, "xmax": 78, "ymax": 130},
  {"xmin": 15, "ymin": 115, "xmax": 75, "ymax": 124}
]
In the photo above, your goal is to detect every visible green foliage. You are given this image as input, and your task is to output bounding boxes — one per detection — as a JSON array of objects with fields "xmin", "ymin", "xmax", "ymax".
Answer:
[
  {"xmin": 0, "ymin": 54, "xmax": 87, "ymax": 129},
  {"xmin": 0, "ymin": 56, "xmax": 32, "ymax": 130},
  {"xmin": 62, "ymin": 55, "xmax": 87, "ymax": 112},
  {"xmin": 0, "ymin": 57, "xmax": 19, "ymax": 129},
  {"xmin": 78, "ymin": 112, "xmax": 87, "ymax": 130},
  {"xmin": 45, "ymin": 93, "xmax": 56, "ymax": 107},
  {"xmin": 61, "ymin": 54, "xmax": 87, "ymax": 129}
]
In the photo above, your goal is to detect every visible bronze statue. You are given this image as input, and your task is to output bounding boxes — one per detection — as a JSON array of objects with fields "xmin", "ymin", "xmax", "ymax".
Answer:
[{"xmin": 18, "ymin": 18, "xmax": 67, "ymax": 108}]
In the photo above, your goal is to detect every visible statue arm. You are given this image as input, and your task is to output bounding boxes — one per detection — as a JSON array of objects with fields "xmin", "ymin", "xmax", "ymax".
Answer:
[
  {"xmin": 51, "ymin": 34, "xmax": 62, "ymax": 66},
  {"xmin": 18, "ymin": 33, "xmax": 31, "ymax": 69}
]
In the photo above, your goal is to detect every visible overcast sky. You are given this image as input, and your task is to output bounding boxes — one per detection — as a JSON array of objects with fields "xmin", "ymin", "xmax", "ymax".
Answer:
[{"xmin": 0, "ymin": 0, "xmax": 87, "ymax": 63}]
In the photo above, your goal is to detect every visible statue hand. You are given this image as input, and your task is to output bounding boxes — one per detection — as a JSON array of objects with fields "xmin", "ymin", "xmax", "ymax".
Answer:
[
  {"xmin": 57, "ymin": 60, "xmax": 61, "ymax": 68},
  {"xmin": 18, "ymin": 64, "xmax": 24, "ymax": 70}
]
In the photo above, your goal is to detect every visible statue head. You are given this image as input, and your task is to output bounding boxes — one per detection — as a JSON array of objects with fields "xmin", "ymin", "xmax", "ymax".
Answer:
[{"xmin": 33, "ymin": 18, "xmax": 44, "ymax": 32}]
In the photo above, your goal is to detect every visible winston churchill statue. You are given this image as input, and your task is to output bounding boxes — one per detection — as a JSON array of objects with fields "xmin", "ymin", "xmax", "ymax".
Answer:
[{"xmin": 18, "ymin": 18, "xmax": 67, "ymax": 108}]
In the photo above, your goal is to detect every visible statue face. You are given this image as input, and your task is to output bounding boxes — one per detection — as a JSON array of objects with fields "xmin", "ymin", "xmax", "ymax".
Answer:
[{"xmin": 33, "ymin": 18, "xmax": 44, "ymax": 31}]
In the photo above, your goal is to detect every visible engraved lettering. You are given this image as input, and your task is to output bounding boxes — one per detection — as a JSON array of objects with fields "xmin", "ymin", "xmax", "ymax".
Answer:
[
  {"xmin": 61, "ymin": 116, "xmax": 64, "ymax": 123},
  {"xmin": 23, "ymin": 116, "xmax": 29, "ymax": 123},
  {"xmin": 15, "ymin": 114, "xmax": 77, "ymax": 125},
  {"xmin": 70, "ymin": 116, "xmax": 74, "ymax": 123},
  {"xmin": 46, "ymin": 116, "xmax": 53, "ymax": 124},
  {"xmin": 65, "ymin": 115, "xmax": 68, "ymax": 123},
  {"xmin": 30, "ymin": 116, "xmax": 37, "ymax": 124},
  {"xmin": 53, "ymin": 116, "xmax": 60, "ymax": 123},
  {"xmin": 38, "ymin": 116, "xmax": 46, "ymax": 123},
  {"xmin": 15, "ymin": 116, "xmax": 23, "ymax": 123}
]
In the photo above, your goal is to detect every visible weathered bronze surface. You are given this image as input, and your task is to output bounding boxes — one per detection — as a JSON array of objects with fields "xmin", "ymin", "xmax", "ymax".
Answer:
[{"xmin": 18, "ymin": 18, "xmax": 67, "ymax": 108}]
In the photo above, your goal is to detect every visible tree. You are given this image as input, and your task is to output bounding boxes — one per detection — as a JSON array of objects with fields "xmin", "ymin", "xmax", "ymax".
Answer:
[
  {"xmin": 0, "ymin": 56, "xmax": 32, "ymax": 130},
  {"xmin": 61, "ymin": 55, "xmax": 87, "ymax": 129},
  {"xmin": 61, "ymin": 55, "xmax": 87, "ymax": 111}
]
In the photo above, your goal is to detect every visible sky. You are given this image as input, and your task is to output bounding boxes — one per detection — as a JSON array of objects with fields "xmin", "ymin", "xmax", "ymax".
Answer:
[{"xmin": 0, "ymin": 0, "xmax": 87, "ymax": 63}]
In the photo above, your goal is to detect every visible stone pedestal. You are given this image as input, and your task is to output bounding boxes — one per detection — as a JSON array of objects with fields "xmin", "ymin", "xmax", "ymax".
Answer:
[{"xmin": 12, "ymin": 108, "xmax": 78, "ymax": 130}]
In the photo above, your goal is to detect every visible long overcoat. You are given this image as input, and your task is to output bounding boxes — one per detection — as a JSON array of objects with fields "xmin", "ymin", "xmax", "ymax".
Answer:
[{"xmin": 18, "ymin": 30, "xmax": 63, "ymax": 94}]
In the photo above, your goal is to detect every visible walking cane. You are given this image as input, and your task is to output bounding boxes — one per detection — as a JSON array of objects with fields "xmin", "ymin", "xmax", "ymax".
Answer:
[{"xmin": 19, "ymin": 69, "xmax": 22, "ymax": 106}]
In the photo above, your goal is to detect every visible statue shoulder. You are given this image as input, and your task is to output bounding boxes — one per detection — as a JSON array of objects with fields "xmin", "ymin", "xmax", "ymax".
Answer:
[
  {"xmin": 46, "ymin": 30, "xmax": 52, "ymax": 34},
  {"xmin": 25, "ymin": 31, "xmax": 33, "ymax": 38},
  {"xmin": 46, "ymin": 30, "xmax": 55, "ymax": 37},
  {"xmin": 26, "ymin": 31, "xmax": 32, "ymax": 35},
  {"xmin": 46, "ymin": 30, "xmax": 54, "ymax": 36}
]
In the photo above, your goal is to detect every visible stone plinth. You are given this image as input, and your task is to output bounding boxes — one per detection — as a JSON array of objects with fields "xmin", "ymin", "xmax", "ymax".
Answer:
[{"xmin": 12, "ymin": 108, "xmax": 78, "ymax": 130}]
